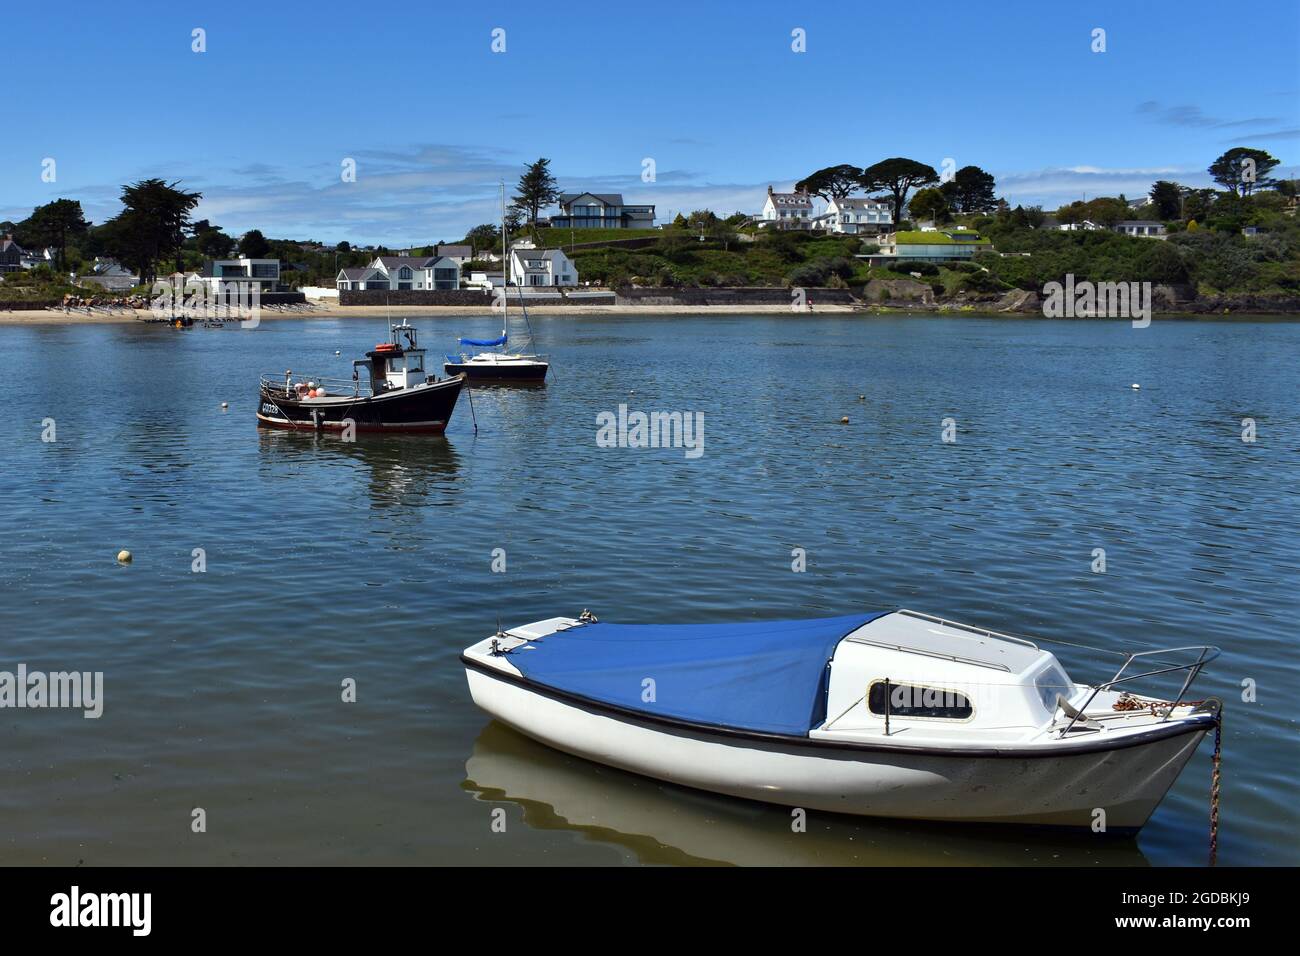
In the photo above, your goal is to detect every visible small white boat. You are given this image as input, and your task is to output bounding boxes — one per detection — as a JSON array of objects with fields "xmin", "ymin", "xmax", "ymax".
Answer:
[{"xmin": 462, "ymin": 609, "xmax": 1221, "ymax": 832}]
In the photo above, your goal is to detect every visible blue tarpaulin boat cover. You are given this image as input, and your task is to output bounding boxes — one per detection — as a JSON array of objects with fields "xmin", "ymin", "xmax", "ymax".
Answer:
[
  {"xmin": 507, "ymin": 612, "xmax": 886, "ymax": 735},
  {"xmin": 459, "ymin": 333, "xmax": 507, "ymax": 347}
]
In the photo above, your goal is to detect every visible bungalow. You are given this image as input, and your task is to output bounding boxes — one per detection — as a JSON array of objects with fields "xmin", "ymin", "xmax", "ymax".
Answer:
[
  {"xmin": 79, "ymin": 257, "xmax": 139, "ymax": 291},
  {"xmin": 1113, "ymin": 220, "xmax": 1167, "ymax": 239},
  {"xmin": 336, "ymin": 255, "xmax": 461, "ymax": 292},
  {"xmin": 1058, "ymin": 220, "xmax": 1103, "ymax": 232},
  {"xmin": 861, "ymin": 228, "xmax": 992, "ymax": 267},
  {"xmin": 551, "ymin": 193, "xmax": 655, "ymax": 229},
  {"xmin": 509, "ymin": 247, "xmax": 578, "ymax": 287},
  {"xmin": 760, "ymin": 186, "xmax": 814, "ymax": 230},
  {"xmin": 432, "ymin": 243, "xmax": 473, "ymax": 264},
  {"xmin": 823, "ymin": 196, "xmax": 892, "ymax": 234}
]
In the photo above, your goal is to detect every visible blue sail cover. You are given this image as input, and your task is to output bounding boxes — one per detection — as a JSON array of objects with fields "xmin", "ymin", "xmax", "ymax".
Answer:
[
  {"xmin": 459, "ymin": 333, "xmax": 507, "ymax": 347},
  {"xmin": 507, "ymin": 612, "xmax": 885, "ymax": 735}
]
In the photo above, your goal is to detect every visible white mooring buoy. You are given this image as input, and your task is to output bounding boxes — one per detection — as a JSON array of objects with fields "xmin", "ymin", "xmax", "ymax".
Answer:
[
  {"xmin": 116, "ymin": 550, "xmax": 132, "ymax": 564},
  {"xmin": 1131, "ymin": 383, "xmax": 1141, "ymax": 390}
]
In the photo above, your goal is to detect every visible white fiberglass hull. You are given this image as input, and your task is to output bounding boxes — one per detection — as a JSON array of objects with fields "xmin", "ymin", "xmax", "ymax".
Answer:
[{"xmin": 464, "ymin": 664, "xmax": 1210, "ymax": 832}]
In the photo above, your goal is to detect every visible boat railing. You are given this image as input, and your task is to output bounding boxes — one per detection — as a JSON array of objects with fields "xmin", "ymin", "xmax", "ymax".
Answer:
[
  {"xmin": 259, "ymin": 373, "xmax": 368, "ymax": 398},
  {"xmin": 898, "ymin": 609, "xmax": 1040, "ymax": 650},
  {"xmin": 1059, "ymin": 644, "xmax": 1221, "ymax": 736}
]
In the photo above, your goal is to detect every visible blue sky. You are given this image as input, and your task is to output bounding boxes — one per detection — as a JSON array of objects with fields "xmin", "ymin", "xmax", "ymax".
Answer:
[{"xmin": 2, "ymin": 0, "xmax": 1296, "ymax": 245}]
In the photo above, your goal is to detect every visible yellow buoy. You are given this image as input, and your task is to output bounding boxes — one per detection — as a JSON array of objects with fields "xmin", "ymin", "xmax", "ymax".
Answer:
[{"xmin": 116, "ymin": 550, "xmax": 132, "ymax": 564}]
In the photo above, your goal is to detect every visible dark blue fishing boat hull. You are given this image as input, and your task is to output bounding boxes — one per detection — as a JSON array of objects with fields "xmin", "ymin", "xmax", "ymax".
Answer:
[{"xmin": 256, "ymin": 375, "xmax": 464, "ymax": 433}]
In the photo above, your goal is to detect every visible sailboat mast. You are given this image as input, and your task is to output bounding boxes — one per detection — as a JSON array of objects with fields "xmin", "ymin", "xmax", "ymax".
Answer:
[{"xmin": 500, "ymin": 181, "xmax": 508, "ymax": 346}]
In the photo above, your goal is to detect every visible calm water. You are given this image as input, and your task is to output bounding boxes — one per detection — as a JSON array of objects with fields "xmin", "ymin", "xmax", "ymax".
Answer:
[{"xmin": 0, "ymin": 313, "xmax": 1296, "ymax": 866}]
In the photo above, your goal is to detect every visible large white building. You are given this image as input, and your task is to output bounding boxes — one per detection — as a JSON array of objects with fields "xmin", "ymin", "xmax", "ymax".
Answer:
[
  {"xmin": 199, "ymin": 257, "xmax": 281, "ymax": 293},
  {"xmin": 760, "ymin": 186, "xmax": 814, "ymax": 229},
  {"xmin": 336, "ymin": 255, "xmax": 461, "ymax": 291},
  {"xmin": 509, "ymin": 248, "xmax": 577, "ymax": 287},
  {"xmin": 822, "ymin": 196, "xmax": 892, "ymax": 234}
]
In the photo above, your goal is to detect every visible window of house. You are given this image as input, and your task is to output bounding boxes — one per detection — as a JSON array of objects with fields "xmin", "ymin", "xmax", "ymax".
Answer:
[{"xmin": 867, "ymin": 680, "xmax": 973, "ymax": 720}]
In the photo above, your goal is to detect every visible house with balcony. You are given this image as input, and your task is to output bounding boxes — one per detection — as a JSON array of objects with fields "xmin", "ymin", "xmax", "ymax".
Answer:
[
  {"xmin": 760, "ymin": 186, "xmax": 814, "ymax": 230},
  {"xmin": 509, "ymin": 248, "xmax": 578, "ymax": 287},
  {"xmin": 551, "ymin": 193, "xmax": 655, "ymax": 229},
  {"xmin": 821, "ymin": 196, "xmax": 892, "ymax": 234},
  {"xmin": 861, "ymin": 228, "xmax": 992, "ymax": 267},
  {"xmin": 198, "ymin": 257, "xmax": 283, "ymax": 294},
  {"xmin": 334, "ymin": 255, "xmax": 461, "ymax": 292}
]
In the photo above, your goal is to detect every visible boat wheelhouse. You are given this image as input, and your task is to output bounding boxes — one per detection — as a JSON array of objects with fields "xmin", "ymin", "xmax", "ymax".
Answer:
[
  {"xmin": 257, "ymin": 321, "xmax": 464, "ymax": 434},
  {"xmin": 462, "ymin": 609, "xmax": 1221, "ymax": 831}
]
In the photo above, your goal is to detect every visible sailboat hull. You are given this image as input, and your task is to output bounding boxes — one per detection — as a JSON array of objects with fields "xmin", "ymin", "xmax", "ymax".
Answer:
[{"xmin": 444, "ymin": 360, "xmax": 549, "ymax": 382}]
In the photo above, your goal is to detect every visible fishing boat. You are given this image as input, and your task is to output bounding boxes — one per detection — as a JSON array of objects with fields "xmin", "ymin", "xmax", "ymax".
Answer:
[
  {"xmin": 444, "ymin": 184, "xmax": 549, "ymax": 383},
  {"xmin": 462, "ymin": 608, "xmax": 1222, "ymax": 832},
  {"xmin": 257, "ymin": 321, "xmax": 464, "ymax": 434}
]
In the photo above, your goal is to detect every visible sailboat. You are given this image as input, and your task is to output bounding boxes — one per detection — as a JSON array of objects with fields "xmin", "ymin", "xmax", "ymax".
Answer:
[{"xmin": 444, "ymin": 183, "xmax": 550, "ymax": 384}]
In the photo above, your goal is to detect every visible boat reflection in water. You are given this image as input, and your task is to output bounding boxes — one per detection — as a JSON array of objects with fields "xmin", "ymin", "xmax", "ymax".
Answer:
[
  {"xmin": 461, "ymin": 722, "xmax": 1150, "ymax": 867},
  {"xmin": 255, "ymin": 429, "xmax": 463, "ymax": 509}
]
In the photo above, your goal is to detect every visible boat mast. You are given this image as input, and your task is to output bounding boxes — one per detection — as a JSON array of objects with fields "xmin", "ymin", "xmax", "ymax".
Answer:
[{"xmin": 500, "ymin": 181, "xmax": 508, "ymax": 351}]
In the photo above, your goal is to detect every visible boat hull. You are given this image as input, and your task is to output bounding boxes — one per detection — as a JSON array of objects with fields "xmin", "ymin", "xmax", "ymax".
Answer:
[
  {"xmin": 257, "ymin": 376, "xmax": 464, "ymax": 434},
  {"xmin": 463, "ymin": 661, "xmax": 1210, "ymax": 831},
  {"xmin": 444, "ymin": 361, "xmax": 548, "ymax": 382}
]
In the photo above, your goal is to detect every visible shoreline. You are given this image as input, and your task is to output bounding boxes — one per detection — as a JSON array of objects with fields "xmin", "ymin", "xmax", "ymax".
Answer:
[{"xmin": 0, "ymin": 302, "xmax": 1296, "ymax": 326}]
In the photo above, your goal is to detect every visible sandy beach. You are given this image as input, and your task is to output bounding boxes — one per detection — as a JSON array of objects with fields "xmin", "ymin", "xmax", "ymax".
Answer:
[{"xmin": 0, "ymin": 302, "xmax": 859, "ymax": 325}]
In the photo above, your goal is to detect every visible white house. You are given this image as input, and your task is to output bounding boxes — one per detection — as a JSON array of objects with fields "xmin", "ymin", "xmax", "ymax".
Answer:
[
  {"xmin": 509, "ymin": 248, "xmax": 577, "ymax": 287},
  {"xmin": 335, "ymin": 255, "xmax": 461, "ymax": 291},
  {"xmin": 1058, "ymin": 220, "xmax": 1103, "ymax": 232},
  {"xmin": 760, "ymin": 186, "xmax": 814, "ymax": 229},
  {"xmin": 823, "ymin": 196, "xmax": 892, "ymax": 234},
  {"xmin": 464, "ymin": 271, "xmax": 506, "ymax": 291},
  {"xmin": 1113, "ymin": 220, "xmax": 1167, "ymax": 239},
  {"xmin": 198, "ymin": 257, "xmax": 282, "ymax": 293}
]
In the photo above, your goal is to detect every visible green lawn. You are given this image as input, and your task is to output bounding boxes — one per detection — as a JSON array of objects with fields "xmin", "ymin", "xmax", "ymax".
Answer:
[{"xmin": 531, "ymin": 227, "xmax": 661, "ymax": 247}]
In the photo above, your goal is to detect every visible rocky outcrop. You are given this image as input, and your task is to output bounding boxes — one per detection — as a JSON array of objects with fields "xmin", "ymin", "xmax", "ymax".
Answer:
[
  {"xmin": 859, "ymin": 279, "xmax": 935, "ymax": 305},
  {"xmin": 994, "ymin": 289, "xmax": 1040, "ymax": 312}
]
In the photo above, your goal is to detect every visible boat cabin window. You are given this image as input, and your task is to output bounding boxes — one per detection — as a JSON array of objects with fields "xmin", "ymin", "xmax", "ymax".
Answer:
[
  {"xmin": 1034, "ymin": 664, "xmax": 1071, "ymax": 712},
  {"xmin": 389, "ymin": 354, "xmax": 422, "ymax": 373},
  {"xmin": 867, "ymin": 680, "xmax": 972, "ymax": 720}
]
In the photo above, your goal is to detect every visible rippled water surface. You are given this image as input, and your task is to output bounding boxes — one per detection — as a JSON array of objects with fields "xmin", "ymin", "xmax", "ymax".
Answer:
[{"xmin": 0, "ymin": 313, "xmax": 1296, "ymax": 866}]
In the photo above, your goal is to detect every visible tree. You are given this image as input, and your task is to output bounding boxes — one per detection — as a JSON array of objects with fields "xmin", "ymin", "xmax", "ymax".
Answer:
[
  {"xmin": 512, "ymin": 158, "xmax": 560, "ymax": 225},
  {"xmin": 794, "ymin": 164, "xmax": 863, "ymax": 202},
  {"xmin": 908, "ymin": 187, "xmax": 950, "ymax": 224},
  {"xmin": 1209, "ymin": 147, "xmax": 1280, "ymax": 196},
  {"xmin": 21, "ymin": 198, "xmax": 89, "ymax": 270},
  {"xmin": 948, "ymin": 166, "xmax": 998, "ymax": 214},
  {"xmin": 195, "ymin": 223, "xmax": 235, "ymax": 258},
  {"xmin": 100, "ymin": 179, "xmax": 201, "ymax": 284},
  {"xmin": 860, "ymin": 158, "xmax": 939, "ymax": 227},
  {"xmin": 1149, "ymin": 181, "xmax": 1183, "ymax": 220},
  {"xmin": 464, "ymin": 223, "xmax": 499, "ymax": 256},
  {"xmin": 238, "ymin": 229, "xmax": 271, "ymax": 259}
]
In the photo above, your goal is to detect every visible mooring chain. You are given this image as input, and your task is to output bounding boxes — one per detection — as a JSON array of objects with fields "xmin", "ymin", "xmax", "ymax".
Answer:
[{"xmin": 1209, "ymin": 709, "xmax": 1222, "ymax": 867}]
